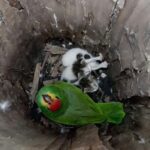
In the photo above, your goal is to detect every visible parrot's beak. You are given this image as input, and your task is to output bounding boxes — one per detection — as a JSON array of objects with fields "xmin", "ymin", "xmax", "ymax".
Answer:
[{"xmin": 48, "ymin": 99, "xmax": 61, "ymax": 112}]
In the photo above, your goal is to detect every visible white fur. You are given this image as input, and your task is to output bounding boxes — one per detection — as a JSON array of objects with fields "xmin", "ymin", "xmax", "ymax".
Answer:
[
  {"xmin": 87, "ymin": 61, "xmax": 108, "ymax": 71},
  {"xmin": 81, "ymin": 61, "xmax": 108, "ymax": 76},
  {"xmin": 84, "ymin": 54, "xmax": 103, "ymax": 64},
  {"xmin": 61, "ymin": 60, "xmax": 108, "ymax": 85},
  {"xmin": 62, "ymin": 48, "xmax": 92, "ymax": 67},
  {"xmin": 61, "ymin": 48, "xmax": 107, "ymax": 89},
  {"xmin": 61, "ymin": 66, "xmax": 77, "ymax": 82}
]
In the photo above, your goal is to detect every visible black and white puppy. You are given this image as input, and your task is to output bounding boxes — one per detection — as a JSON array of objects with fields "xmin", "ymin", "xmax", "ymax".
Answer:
[{"xmin": 61, "ymin": 48, "xmax": 108, "ymax": 86}]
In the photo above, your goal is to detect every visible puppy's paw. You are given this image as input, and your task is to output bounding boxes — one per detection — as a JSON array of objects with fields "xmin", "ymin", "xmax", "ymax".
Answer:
[
  {"xmin": 99, "ymin": 53, "xmax": 103, "ymax": 61},
  {"xmin": 101, "ymin": 61, "xmax": 108, "ymax": 68}
]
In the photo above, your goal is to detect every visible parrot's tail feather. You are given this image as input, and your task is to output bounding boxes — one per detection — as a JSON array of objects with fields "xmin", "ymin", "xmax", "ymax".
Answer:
[{"xmin": 97, "ymin": 102, "xmax": 125, "ymax": 124}]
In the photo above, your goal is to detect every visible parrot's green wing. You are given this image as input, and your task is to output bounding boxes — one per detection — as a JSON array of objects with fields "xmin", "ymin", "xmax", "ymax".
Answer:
[
  {"xmin": 52, "ymin": 82, "xmax": 106, "ymax": 125},
  {"xmin": 36, "ymin": 81, "xmax": 125, "ymax": 125}
]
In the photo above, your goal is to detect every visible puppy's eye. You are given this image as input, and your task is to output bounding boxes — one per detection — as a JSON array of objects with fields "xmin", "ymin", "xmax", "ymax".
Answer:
[
  {"xmin": 42, "ymin": 95, "xmax": 52, "ymax": 104},
  {"xmin": 84, "ymin": 54, "xmax": 91, "ymax": 59},
  {"xmin": 77, "ymin": 53, "xmax": 83, "ymax": 59}
]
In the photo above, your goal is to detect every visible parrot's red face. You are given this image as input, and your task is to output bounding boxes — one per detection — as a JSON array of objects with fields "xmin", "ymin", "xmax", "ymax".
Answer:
[{"xmin": 42, "ymin": 94, "xmax": 61, "ymax": 112}]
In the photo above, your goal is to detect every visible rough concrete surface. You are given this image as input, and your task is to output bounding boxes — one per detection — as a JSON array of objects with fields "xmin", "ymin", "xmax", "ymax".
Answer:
[{"xmin": 0, "ymin": 0, "xmax": 150, "ymax": 149}]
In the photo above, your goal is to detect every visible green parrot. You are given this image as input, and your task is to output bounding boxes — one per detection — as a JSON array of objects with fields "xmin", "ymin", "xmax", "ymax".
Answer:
[{"xmin": 36, "ymin": 81, "xmax": 125, "ymax": 126}]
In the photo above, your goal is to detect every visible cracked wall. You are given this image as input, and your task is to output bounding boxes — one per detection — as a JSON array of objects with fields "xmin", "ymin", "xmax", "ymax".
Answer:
[{"xmin": 110, "ymin": 0, "xmax": 150, "ymax": 98}]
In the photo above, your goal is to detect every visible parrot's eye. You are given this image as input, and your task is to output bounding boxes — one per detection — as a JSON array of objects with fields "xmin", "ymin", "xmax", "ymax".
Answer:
[{"xmin": 42, "ymin": 95, "xmax": 52, "ymax": 104}]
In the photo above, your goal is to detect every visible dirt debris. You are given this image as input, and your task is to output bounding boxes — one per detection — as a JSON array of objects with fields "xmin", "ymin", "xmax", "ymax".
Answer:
[
  {"xmin": 101, "ymin": 97, "xmax": 150, "ymax": 150},
  {"xmin": 30, "ymin": 63, "xmax": 41, "ymax": 103}
]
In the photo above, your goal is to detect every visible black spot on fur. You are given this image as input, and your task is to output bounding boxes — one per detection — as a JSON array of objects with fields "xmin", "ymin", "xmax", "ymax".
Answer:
[
  {"xmin": 84, "ymin": 54, "xmax": 91, "ymax": 59},
  {"xmin": 76, "ymin": 53, "xmax": 83, "ymax": 60},
  {"xmin": 96, "ymin": 60, "xmax": 102, "ymax": 63},
  {"xmin": 79, "ymin": 77, "xmax": 90, "ymax": 87}
]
